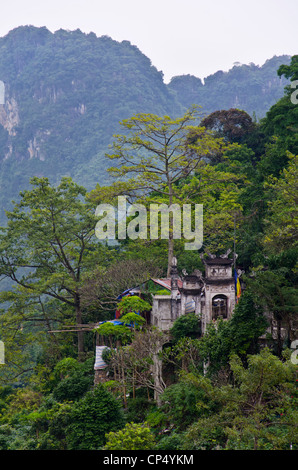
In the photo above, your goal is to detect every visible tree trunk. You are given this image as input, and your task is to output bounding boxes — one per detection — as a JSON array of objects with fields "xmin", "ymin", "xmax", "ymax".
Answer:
[
  {"xmin": 121, "ymin": 349, "xmax": 127, "ymax": 408},
  {"xmin": 152, "ymin": 348, "xmax": 166, "ymax": 406},
  {"xmin": 133, "ymin": 368, "xmax": 136, "ymax": 400},
  {"xmin": 167, "ymin": 180, "xmax": 174, "ymax": 277}
]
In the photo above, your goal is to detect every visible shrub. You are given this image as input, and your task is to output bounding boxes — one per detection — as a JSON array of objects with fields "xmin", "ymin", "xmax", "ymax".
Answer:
[
  {"xmin": 66, "ymin": 384, "xmax": 124, "ymax": 450},
  {"xmin": 104, "ymin": 422, "xmax": 155, "ymax": 450},
  {"xmin": 52, "ymin": 358, "xmax": 94, "ymax": 402}
]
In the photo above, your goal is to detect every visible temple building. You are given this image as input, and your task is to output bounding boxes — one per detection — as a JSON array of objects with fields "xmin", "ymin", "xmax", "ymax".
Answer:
[
  {"xmin": 94, "ymin": 252, "xmax": 241, "ymax": 386},
  {"xmin": 151, "ymin": 252, "xmax": 238, "ymax": 334}
]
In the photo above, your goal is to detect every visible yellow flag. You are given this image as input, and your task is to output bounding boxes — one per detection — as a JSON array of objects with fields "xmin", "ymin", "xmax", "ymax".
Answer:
[{"xmin": 236, "ymin": 277, "xmax": 241, "ymax": 301}]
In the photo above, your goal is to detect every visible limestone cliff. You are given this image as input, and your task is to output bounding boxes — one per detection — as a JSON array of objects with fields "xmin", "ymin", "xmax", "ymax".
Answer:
[{"xmin": 0, "ymin": 96, "xmax": 19, "ymax": 136}]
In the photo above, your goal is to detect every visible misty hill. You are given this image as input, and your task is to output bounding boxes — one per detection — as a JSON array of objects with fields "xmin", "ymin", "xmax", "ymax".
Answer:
[
  {"xmin": 0, "ymin": 26, "xmax": 291, "ymax": 221},
  {"xmin": 168, "ymin": 55, "xmax": 290, "ymax": 119}
]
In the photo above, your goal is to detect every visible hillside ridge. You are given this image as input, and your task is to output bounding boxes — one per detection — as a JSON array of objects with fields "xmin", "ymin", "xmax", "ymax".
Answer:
[{"xmin": 0, "ymin": 26, "xmax": 291, "ymax": 221}]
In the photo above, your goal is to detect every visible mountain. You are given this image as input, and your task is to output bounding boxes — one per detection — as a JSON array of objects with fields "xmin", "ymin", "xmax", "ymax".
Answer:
[
  {"xmin": 0, "ymin": 26, "xmax": 182, "ymax": 221},
  {"xmin": 0, "ymin": 26, "xmax": 291, "ymax": 222},
  {"xmin": 168, "ymin": 55, "xmax": 291, "ymax": 119}
]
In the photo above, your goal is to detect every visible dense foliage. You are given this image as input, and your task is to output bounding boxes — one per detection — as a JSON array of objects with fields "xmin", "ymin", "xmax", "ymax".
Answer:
[{"xmin": 0, "ymin": 33, "xmax": 297, "ymax": 450}]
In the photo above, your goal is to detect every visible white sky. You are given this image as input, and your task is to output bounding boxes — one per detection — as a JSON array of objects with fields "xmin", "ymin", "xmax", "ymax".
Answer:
[{"xmin": 0, "ymin": 0, "xmax": 297, "ymax": 83}]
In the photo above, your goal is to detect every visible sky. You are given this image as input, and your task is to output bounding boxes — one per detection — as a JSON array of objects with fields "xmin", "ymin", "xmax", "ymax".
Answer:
[{"xmin": 0, "ymin": 0, "xmax": 297, "ymax": 83}]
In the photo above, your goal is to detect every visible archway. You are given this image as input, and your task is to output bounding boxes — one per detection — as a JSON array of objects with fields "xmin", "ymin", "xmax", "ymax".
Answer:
[{"xmin": 212, "ymin": 295, "xmax": 228, "ymax": 320}]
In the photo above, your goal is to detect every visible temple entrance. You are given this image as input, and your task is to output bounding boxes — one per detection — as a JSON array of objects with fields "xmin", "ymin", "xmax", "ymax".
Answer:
[{"xmin": 212, "ymin": 295, "xmax": 228, "ymax": 320}]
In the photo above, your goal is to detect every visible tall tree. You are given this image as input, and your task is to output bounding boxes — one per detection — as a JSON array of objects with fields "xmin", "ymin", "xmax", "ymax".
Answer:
[
  {"xmin": 260, "ymin": 55, "xmax": 298, "ymax": 158},
  {"xmin": 0, "ymin": 177, "xmax": 109, "ymax": 360},
  {"xmin": 200, "ymin": 109, "xmax": 255, "ymax": 144},
  {"xmin": 181, "ymin": 348, "xmax": 297, "ymax": 450},
  {"xmin": 94, "ymin": 106, "xmax": 224, "ymax": 275},
  {"xmin": 263, "ymin": 153, "xmax": 298, "ymax": 253}
]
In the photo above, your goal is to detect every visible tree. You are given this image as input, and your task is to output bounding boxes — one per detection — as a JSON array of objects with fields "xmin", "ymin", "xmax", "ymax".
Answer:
[
  {"xmin": 104, "ymin": 422, "xmax": 155, "ymax": 450},
  {"xmin": 80, "ymin": 258, "xmax": 162, "ymax": 314},
  {"xmin": 162, "ymin": 337, "xmax": 201, "ymax": 378},
  {"xmin": 94, "ymin": 322, "xmax": 132, "ymax": 348},
  {"xmin": 278, "ymin": 54, "xmax": 298, "ymax": 82},
  {"xmin": 179, "ymin": 163, "xmax": 244, "ymax": 253},
  {"xmin": 119, "ymin": 312, "xmax": 146, "ymax": 330},
  {"xmin": 180, "ymin": 349, "xmax": 297, "ymax": 450},
  {"xmin": 263, "ymin": 153, "xmax": 298, "ymax": 253},
  {"xmin": 0, "ymin": 177, "xmax": 108, "ymax": 361},
  {"xmin": 246, "ymin": 265, "xmax": 297, "ymax": 356},
  {"xmin": 94, "ymin": 106, "xmax": 224, "ymax": 275},
  {"xmin": 117, "ymin": 295, "xmax": 151, "ymax": 326},
  {"xmin": 52, "ymin": 358, "xmax": 94, "ymax": 402},
  {"xmin": 170, "ymin": 312, "xmax": 201, "ymax": 342},
  {"xmin": 107, "ymin": 328, "xmax": 168, "ymax": 402},
  {"xmin": 157, "ymin": 379, "xmax": 215, "ymax": 433},
  {"xmin": 260, "ymin": 56, "xmax": 298, "ymax": 158},
  {"xmin": 197, "ymin": 291, "xmax": 268, "ymax": 372},
  {"xmin": 200, "ymin": 108, "xmax": 255, "ymax": 147},
  {"xmin": 65, "ymin": 384, "xmax": 125, "ymax": 450}
]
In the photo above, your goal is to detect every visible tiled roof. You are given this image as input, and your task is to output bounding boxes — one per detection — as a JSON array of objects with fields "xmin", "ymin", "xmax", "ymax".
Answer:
[{"xmin": 152, "ymin": 278, "xmax": 183, "ymax": 290}]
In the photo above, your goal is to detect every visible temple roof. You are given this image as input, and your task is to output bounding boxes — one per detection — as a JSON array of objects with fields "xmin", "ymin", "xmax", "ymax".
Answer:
[{"xmin": 203, "ymin": 257, "xmax": 234, "ymax": 265}]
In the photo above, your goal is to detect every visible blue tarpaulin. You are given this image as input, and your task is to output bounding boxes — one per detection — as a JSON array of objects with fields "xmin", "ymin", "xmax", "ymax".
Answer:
[{"xmin": 96, "ymin": 319, "xmax": 124, "ymax": 326}]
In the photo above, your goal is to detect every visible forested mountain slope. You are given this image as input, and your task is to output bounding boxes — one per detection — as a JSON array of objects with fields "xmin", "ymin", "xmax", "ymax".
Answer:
[
  {"xmin": 0, "ymin": 26, "xmax": 291, "ymax": 222},
  {"xmin": 168, "ymin": 54, "xmax": 290, "ymax": 119},
  {"xmin": 0, "ymin": 26, "xmax": 181, "ymax": 221}
]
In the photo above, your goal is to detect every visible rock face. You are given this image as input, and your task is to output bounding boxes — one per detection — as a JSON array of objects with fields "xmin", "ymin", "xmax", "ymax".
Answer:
[{"xmin": 0, "ymin": 97, "xmax": 19, "ymax": 136}]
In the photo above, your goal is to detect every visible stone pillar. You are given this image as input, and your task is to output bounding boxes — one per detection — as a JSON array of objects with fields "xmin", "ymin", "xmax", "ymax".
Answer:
[{"xmin": 94, "ymin": 368, "xmax": 108, "ymax": 386}]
